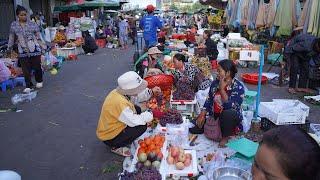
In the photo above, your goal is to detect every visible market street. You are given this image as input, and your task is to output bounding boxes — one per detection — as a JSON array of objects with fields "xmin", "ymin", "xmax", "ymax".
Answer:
[{"xmin": 1, "ymin": 46, "xmax": 320, "ymax": 180}]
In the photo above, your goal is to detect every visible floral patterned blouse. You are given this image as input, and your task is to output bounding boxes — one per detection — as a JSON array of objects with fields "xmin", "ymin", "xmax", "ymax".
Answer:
[
  {"xmin": 8, "ymin": 21, "xmax": 44, "ymax": 58},
  {"xmin": 203, "ymin": 78, "xmax": 245, "ymax": 120},
  {"xmin": 173, "ymin": 62, "xmax": 212, "ymax": 92}
]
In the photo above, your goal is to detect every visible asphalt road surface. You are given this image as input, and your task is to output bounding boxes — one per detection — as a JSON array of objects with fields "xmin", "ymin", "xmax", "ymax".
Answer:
[{"xmin": 0, "ymin": 47, "xmax": 133, "ymax": 180}]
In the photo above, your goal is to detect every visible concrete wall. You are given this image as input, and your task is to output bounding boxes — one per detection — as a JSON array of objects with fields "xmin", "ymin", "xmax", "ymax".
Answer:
[
  {"xmin": 14, "ymin": 0, "xmax": 31, "ymax": 13},
  {"xmin": 0, "ymin": 0, "xmax": 15, "ymax": 39}
]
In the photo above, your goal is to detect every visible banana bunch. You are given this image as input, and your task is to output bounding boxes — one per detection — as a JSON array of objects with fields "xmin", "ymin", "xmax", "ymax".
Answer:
[
  {"xmin": 212, "ymin": 10, "xmax": 224, "ymax": 26},
  {"xmin": 212, "ymin": 15, "xmax": 222, "ymax": 25}
]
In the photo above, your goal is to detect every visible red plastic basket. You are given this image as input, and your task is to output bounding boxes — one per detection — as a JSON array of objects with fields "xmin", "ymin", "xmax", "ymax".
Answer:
[
  {"xmin": 145, "ymin": 74, "xmax": 174, "ymax": 102},
  {"xmin": 144, "ymin": 74, "xmax": 174, "ymax": 90},
  {"xmin": 171, "ymin": 34, "xmax": 186, "ymax": 40},
  {"xmin": 241, "ymin": 73, "xmax": 268, "ymax": 85}
]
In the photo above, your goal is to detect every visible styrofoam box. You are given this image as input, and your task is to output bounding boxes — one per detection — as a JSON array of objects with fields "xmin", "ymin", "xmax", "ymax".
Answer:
[
  {"xmin": 227, "ymin": 33, "xmax": 241, "ymax": 39},
  {"xmin": 239, "ymin": 50, "xmax": 260, "ymax": 62},
  {"xmin": 170, "ymin": 95, "xmax": 200, "ymax": 115},
  {"xmin": 310, "ymin": 124, "xmax": 320, "ymax": 137},
  {"xmin": 160, "ymin": 149, "xmax": 198, "ymax": 178},
  {"xmin": 259, "ymin": 99, "xmax": 309, "ymax": 125},
  {"xmin": 156, "ymin": 116, "xmax": 189, "ymax": 133},
  {"xmin": 129, "ymin": 138, "xmax": 168, "ymax": 173}
]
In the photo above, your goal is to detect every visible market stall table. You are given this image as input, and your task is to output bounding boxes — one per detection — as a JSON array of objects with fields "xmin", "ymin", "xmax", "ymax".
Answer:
[{"xmin": 56, "ymin": 46, "xmax": 84, "ymax": 58}]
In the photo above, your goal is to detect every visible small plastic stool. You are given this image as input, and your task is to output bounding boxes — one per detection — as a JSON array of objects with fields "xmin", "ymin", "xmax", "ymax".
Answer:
[
  {"xmin": 0, "ymin": 79, "xmax": 14, "ymax": 92},
  {"xmin": 96, "ymin": 39, "xmax": 106, "ymax": 48},
  {"xmin": 68, "ymin": 54, "xmax": 77, "ymax": 61},
  {"xmin": 243, "ymin": 90, "xmax": 257, "ymax": 111},
  {"xmin": 13, "ymin": 77, "xmax": 26, "ymax": 87}
]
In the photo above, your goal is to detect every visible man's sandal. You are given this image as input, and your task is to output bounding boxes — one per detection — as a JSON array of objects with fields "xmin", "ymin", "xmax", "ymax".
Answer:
[
  {"xmin": 111, "ymin": 147, "xmax": 131, "ymax": 157},
  {"xmin": 288, "ymin": 88, "xmax": 297, "ymax": 94}
]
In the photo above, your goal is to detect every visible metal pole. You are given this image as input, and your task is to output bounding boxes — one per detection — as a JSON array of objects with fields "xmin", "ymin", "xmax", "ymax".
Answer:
[{"xmin": 255, "ymin": 46, "xmax": 264, "ymax": 119}]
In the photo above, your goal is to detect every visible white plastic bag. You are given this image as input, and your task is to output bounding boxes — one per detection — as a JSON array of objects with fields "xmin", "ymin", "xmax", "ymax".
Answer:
[
  {"xmin": 242, "ymin": 111, "xmax": 254, "ymax": 133},
  {"xmin": 42, "ymin": 52, "xmax": 58, "ymax": 70},
  {"xmin": 196, "ymin": 87, "xmax": 210, "ymax": 108},
  {"xmin": 166, "ymin": 123, "xmax": 189, "ymax": 147}
]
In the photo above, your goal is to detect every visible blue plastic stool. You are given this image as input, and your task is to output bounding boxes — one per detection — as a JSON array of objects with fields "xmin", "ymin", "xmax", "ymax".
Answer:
[
  {"xmin": 0, "ymin": 79, "xmax": 14, "ymax": 92},
  {"xmin": 13, "ymin": 77, "xmax": 26, "ymax": 87}
]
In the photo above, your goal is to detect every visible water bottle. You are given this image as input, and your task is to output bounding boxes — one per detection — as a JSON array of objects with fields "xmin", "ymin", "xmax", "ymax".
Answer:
[{"xmin": 11, "ymin": 91, "xmax": 38, "ymax": 105}]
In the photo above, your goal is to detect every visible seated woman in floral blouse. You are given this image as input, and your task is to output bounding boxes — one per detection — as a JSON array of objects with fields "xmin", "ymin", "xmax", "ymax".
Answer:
[
  {"xmin": 173, "ymin": 53, "xmax": 211, "ymax": 93},
  {"xmin": 190, "ymin": 59, "xmax": 245, "ymax": 147}
]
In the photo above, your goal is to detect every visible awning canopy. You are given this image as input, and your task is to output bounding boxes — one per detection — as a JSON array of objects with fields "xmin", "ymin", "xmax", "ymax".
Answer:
[
  {"xmin": 199, "ymin": 0, "xmax": 227, "ymax": 9},
  {"xmin": 54, "ymin": 0, "xmax": 120, "ymax": 12}
]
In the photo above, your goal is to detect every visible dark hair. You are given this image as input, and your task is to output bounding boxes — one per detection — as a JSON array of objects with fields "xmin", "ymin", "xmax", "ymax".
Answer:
[
  {"xmin": 261, "ymin": 126, "xmax": 320, "ymax": 180},
  {"xmin": 204, "ymin": 30, "xmax": 212, "ymax": 38},
  {"xmin": 218, "ymin": 59, "xmax": 237, "ymax": 78},
  {"xmin": 173, "ymin": 53, "xmax": 187, "ymax": 62},
  {"xmin": 193, "ymin": 24, "xmax": 198, "ymax": 30},
  {"xmin": 119, "ymin": 16, "xmax": 124, "ymax": 21},
  {"xmin": 16, "ymin": 5, "xmax": 27, "ymax": 16},
  {"xmin": 82, "ymin": 30, "xmax": 90, "ymax": 38}
]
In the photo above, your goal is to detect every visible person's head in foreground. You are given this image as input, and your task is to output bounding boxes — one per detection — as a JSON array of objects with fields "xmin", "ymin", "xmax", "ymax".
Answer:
[
  {"xmin": 217, "ymin": 59, "xmax": 238, "ymax": 81},
  {"xmin": 252, "ymin": 126, "xmax": 320, "ymax": 180}
]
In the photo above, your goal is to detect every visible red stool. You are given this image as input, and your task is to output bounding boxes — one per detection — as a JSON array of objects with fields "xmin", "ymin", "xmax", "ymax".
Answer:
[
  {"xmin": 96, "ymin": 39, "xmax": 106, "ymax": 48},
  {"xmin": 68, "ymin": 54, "xmax": 77, "ymax": 61}
]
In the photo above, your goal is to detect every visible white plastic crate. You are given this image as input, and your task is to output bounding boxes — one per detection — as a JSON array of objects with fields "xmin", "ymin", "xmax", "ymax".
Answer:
[
  {"xmin": 259, "ymin": 99, "xmax": 309, "ymax": 125},
  {"xmin": 170, "ymin": 95, "xmax": 200, "ymax": 116},
  {"xmin": 310, "ymin": 124, "xmax": 320, "ymax": 137}
]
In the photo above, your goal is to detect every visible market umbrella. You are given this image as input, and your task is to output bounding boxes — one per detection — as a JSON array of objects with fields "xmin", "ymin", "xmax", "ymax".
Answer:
[
  {"xmin": 54, "ymin": 0, "xmax": 119, "ymax": 12},
  {"xmin": 81, "ymin": 0, "xmax": 119, "ymax": 8},
  {"xmin": 54, "ymin": 4, "xmax": 81, "ymax": 12}
]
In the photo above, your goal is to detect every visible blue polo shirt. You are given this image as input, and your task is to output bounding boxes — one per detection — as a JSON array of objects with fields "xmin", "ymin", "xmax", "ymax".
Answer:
[{"xmin": 139, "ymin": 14, "xmax": 163, "ymax": 42}]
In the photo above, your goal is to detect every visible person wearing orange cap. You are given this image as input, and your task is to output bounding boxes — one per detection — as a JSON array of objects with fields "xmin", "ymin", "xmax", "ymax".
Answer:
[{"xmin": 139, "ymin": 4, "xmax": 163, "ymax": 48}]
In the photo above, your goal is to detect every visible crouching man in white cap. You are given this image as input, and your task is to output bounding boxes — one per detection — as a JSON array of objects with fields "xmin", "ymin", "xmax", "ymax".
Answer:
[{"xmin": 96, "ymin": 71, "xmax": 161, "ymax": 157}]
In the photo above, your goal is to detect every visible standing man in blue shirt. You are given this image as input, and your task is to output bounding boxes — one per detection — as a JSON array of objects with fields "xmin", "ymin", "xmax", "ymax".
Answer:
[{"xmin": 139, "ymin": 5, "xmax": 163, "ymax": 48}]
